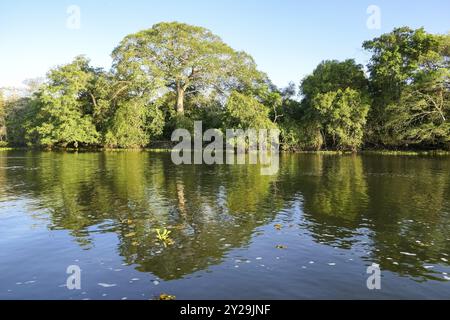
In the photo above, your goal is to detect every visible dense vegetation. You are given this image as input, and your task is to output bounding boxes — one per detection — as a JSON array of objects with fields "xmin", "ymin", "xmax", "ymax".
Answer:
[{"xmin": 0, "ymin": 23, "xmax": 448, "ymax": 151}]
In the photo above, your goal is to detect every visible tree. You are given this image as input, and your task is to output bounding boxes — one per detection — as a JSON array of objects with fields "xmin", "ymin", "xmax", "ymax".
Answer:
[
  {"xmin": 272, "ymin": 82, "xmax": 325, "ymax": 151},
  {"xmin": 311, "ymin": 88, "xmax": 370, "ymax": 151},
  {"xmin": 112, "ymin": 22, "xmax": 265, "ymax": 114},
  {"xmin": 299, "ymin": 60, "xmax": 370, "ymax": 150},
  {"xmin": 104, "ymin": 98, "xmax": 164, "ymax": 148},
  {"xmin": 363, "ymin": 27, "xmax": 449, "ymax": 146},
  {"xmin": 301, "ymin": 59, "xmax": 368, "ymax": 104},
  {"xmin": 383, "ymin": 33, "xmax": 450, "ymax": 148},
  {"xmin": 27, "ymin": 56, "xmax": 100, "ymax": 148},
  {"xmin": 6, "ymin": 96, "xmax": 37, "ymax": 147}
]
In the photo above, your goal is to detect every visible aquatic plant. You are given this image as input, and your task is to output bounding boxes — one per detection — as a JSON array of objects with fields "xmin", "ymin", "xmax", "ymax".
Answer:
[{"xmin": 155, "ymin": 228, "xmax": 174, "ymax": 246}]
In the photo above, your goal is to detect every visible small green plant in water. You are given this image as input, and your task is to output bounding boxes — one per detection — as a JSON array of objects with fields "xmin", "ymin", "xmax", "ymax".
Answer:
[{"xmin": 155, "ymin": 228, "xmax": 174, "ymax": 247}]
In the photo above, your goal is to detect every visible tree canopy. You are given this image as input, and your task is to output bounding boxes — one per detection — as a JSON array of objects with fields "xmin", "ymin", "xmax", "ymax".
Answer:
[
  {"xmin": 112, "ymin": 22, "xmax": 266, "ymax": 114},
  {"xmin": 363, "ymin": 27, "xmax": 450, "ymax": 147},
  {"xmin": 24, "ymin": 56, "xmax": 100, "ymax": 148},
  {"xmin": 295, "ymin": 60, "xmax": 370, "ymax": 150}
]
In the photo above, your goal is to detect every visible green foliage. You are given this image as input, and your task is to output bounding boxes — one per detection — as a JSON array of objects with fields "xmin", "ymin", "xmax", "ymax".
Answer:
[
  {"xmin": 311, "ymin": 89, "xmax": 370, "ymax": 151},
  {"xmin": 3, "ymin": 97, "xmax": 29, "ymax": 146},
  {"xmin": 1, "ymin": 24, "xmax": 448, "ymax": 151},
  {"xmin": 363, "ymin": 27, "xmax": 449, "ymax": 147},
  {"xmin": 190, "ymin": 104, "xmax": 224, "ymax": 131},
  {"xmin": 223, "ymin": 91, "xmax": 276, "ymax": 130},
  {"xmin": 384, "ymin": 68, "xmax": 450, "ymax": 148},
  {"xmin": 0, "ymin": 90, "xmax": 5, "ymax": 143},
  {"xmin": 26, "ymin": 56, "xmax": 100, "ymax": 148},
  {"xmin": 301, "ymin": 59, "xmax": 368, "ymax": 100},
  {"xmin": 165, "ymin": 113, "xmax": 196, "ymax": 139},
  {"xmin": 112, "ymin": 22, "xmax": 266, "ymax": 114},
  {"xmin": 279, "ymin": 119, "xmax": 323, "ymax": 151},
  {"xmin": 299, "ymin": 60, "xmax": 370, "ymax": 151},
  {"xmin": 363, "ymin": 27, "xmax": 439, "ymax": 98},
  {"xmin": 104, "ymin": 99, "xmax": 150, "ymax": 148}
]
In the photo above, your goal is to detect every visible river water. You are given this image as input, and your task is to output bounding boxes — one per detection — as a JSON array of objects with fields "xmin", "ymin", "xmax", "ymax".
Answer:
[{"xmin": 0, "ymin": 151, "xmax": 449, "ymax": 299}]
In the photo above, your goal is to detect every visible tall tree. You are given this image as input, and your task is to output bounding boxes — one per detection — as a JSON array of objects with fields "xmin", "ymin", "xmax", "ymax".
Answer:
[
  {"xmin": 363, "ymin": 27, "xmax": 449, "ymax": 146},
  {"xmin": 27, "ymin": 56, "xmax": 100, "ymax": 148},
  {"xmin": 311, "ymin": 88, "xmax": 370, "ymax": 151},
  {"xmin": 301, "ymin": 59, "xmax": 368, "ymax": 102},
  {"xmin": 112, "ymin": 22, "xmax": 265, "ymax": 114},
  {"xmin": 299, "ymin": 60, "xmax": 370, "ymax": 150},
  {"xmin": 382, "ymin": 33, "xmax": 450, "ymax": 148}
]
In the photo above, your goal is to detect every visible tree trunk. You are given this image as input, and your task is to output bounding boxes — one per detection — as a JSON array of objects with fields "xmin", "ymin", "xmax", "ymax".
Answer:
[{"xmin": 176, "ymin": 87, "xmax": 185, "ymax": 114}]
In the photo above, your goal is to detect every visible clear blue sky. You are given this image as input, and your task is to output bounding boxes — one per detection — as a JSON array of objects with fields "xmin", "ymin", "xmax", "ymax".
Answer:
[{"xmin": 0, "ymin": 0, "xmax": 449, "ymax": 88}]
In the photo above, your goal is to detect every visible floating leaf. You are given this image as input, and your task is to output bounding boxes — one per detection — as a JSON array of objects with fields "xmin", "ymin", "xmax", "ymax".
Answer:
[{"xmin": 276, "ymin": 245, "xmax": 287, "ymax": 249}]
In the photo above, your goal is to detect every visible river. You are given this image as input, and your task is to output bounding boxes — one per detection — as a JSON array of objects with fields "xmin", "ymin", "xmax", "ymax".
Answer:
[{"xmin": 0, "ymin": 151, "xmax": 449, "ymax": 299}]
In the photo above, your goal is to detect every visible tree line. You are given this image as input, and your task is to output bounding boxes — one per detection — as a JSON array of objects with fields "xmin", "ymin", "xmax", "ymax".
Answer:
[{"xmin": 0, "ymin": 23, "xmax": 448, "ymax": 151}]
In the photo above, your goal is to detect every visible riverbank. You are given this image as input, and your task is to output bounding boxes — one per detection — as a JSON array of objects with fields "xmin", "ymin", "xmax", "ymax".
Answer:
[{"xmin": 1, "ymin": 146, "xmax": 450, "ymax": 156}]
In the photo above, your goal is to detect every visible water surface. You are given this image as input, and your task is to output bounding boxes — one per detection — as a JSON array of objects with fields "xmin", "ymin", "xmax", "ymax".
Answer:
[{"xmin": 0, "ymin": 151, "xmax": 449, "ymax": 299}]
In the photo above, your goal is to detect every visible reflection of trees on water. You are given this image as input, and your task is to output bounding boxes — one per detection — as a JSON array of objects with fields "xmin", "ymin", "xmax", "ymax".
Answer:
[
  {"xmin": 124, "ymin": 157, "xmax": 282, "ymax": 279},
  {"xmin": 1, "ymin": 151, "xmax": 281, "ymax": 279},
  {"xmin": 362, "ymin": 156, "xmax": 450, "ymax": 281},
  {"xmin": 279, "ymin": 154, "xmax": 450, "ymax": 280},
  {"xmin": 1, "ymin": 151, "xmax": 450, "ymax": 280},
  {"xmin": 0, "ymin": 154, "xmax": 6, "ymax": 199},
  {"xmin": 281, "ymin": 155, "xmax": 369, "ymax": 249}
]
